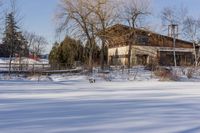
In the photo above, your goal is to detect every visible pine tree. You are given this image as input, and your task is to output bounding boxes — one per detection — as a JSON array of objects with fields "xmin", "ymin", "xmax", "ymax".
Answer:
[
  {"xmin": 2, "ymin": 12, "xmax": 18, "ymax": 57},
  {"xmin": 2, "ymin": 12, "xmax": 28, "ymax": 73},
  {"xmin": 16, "ymin": 32, "xmax": 29, "ymax": 57},
  {"xmin": 49, "ymin": 42, "xmax": 59, "ymax": 66}
]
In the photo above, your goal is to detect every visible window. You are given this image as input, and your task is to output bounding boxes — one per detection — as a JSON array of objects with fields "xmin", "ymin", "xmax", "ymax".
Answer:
[{"xmin": 136, "ymin": 35, "xmax": 149, "ymax": 45}]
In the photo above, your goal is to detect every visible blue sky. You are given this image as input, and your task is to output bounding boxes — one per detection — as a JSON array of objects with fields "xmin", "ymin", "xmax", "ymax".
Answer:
[
  {"xmin": 2, "ymin": 0, "xmax": 200, "ymax": 53},
  {"xmin": 18, "ymin": 0, "xmax": 57, "ymax": 52},
  {"xmin": 153, "ymin": 0, "xmax": 200, "ymax": 17}
]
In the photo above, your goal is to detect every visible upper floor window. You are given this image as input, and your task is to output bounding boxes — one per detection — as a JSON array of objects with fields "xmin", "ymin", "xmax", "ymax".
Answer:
[{"xmin": 136, "ymin": 35, "xmax": 149, "ymax": 45}]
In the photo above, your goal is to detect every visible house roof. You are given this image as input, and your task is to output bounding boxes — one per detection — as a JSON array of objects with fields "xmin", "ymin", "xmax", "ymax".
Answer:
[{"xmin": 105, "ymin": 24, "xmax": 194, "ymax": 46}]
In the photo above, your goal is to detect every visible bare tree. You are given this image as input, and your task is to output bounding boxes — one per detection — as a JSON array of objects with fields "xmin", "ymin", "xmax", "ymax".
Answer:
[
  {"xmin": 23, "ymin": 31, "xmax": 36, "ymax": 49},
  {"xmin": 87, "ymin": 0, "xmax": 119, "ymax": 70},
  {"xmin": 0, "ymin": 0, "xmax": 4, "ymax": 35},
  {"xmin": 24, "ymin": 31, "xmax": 48, "ymax": 57},
  {"xmin": 161, "ymin": 6, "xmax": 187, "ymax": 29},
  {"xmin": 34, "ymin": 35, "xmax": 48, "ymax": 56},
  {"xmin": 183, "ymin": 16, "xmax": 200, "ymax": 66},
  {"xmin": 120, "ymin": 0, "xmax": 151, "ymax": 70},
  {"xmin": 56, "ymin": 0, "xmax": 98, "ymax": 72},
  {"xmin": 161, "ymin": 6, "xmax": 188, "ymax": 67}
]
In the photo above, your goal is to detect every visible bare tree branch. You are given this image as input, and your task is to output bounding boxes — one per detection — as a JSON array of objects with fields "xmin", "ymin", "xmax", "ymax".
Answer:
[
  {"xmin": 0, "ymin": 0, "xmax": 4, "ymax": 36},
  {"xmin": 55, "ymin": 0, "xmax": 99, "ymax": 71},
  {"xmin": 161, "ymin": 5, "xmax": 188, "ymax": 32},
  {"xmin": 85, "ymin": 0, "xmax": 119, "ymax": 70},
  {"xmin": 120, "ymin": 0, "xmax": 151, "ymax": 28},
  {"xmin": 23, "ymin": 31, "xmax": 48, "ymax": 56},
  {"xmin": 120, "ymin": 0, "xmax": 152, "ymax": 69},
  {"xmin": 183, "ymin": 16, "xmax": 200, "ymax": 66}
]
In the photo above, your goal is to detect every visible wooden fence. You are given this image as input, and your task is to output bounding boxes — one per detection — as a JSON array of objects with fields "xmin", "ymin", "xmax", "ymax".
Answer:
[{"xmin": 0, "ymin": 63, "xmax": 83, "ymax": 74}]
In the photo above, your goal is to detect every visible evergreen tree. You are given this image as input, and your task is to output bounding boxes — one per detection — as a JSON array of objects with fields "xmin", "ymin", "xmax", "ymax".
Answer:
[
  {"xmin": 2, "ymin": 12, "xmax": 18, "ymax": 57},
  {"xmin": 49, "ymin": 42, "xmax": 59, "ymax": 65},
  {"xmin": 2, "ymin": 12, "xmax": 28, "ymax": 73},
  {"xmin": 2, "ymin": 12, "xmax": 29, "ymax": 56},
  {"xmin": 49, "ymin": 37, "xmax": 85, "ymax": 68},
  {"xmin": 2, "ymin": 12, "xmax": 28, "ymax": 57},
  {"xmin": 16, "ymin": 32, "xmax": 29, "ymax": 57}
]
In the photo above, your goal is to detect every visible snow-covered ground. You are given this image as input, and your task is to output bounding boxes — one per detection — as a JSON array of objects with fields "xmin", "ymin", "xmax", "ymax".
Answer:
[
  {"xmin": 0, "ymin": 58, "xmax": 8, "ymax": 64},
  {"xmin": 1, "ymin": 77, "xmax": 200, "ymax": 133},
  {"xmin": 0, "ymin": 58, "xmax": 48, "ymax": 64},
  {"xmin": 0, "ymin": 57, "xmax": 49, "ymax": 71},
  {"xmin": 11, "ymin": 57, "xmax": 49, "ymax": 64},
  {"xmin": 1, "ymin": 65, "xmax": 200, "ymax": 82},
  {"xmin": 1, "ymin": 66, "xmax": 200, "ymax": 132}
]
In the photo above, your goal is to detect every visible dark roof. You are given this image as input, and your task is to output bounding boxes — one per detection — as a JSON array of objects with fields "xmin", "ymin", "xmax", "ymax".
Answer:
[{"xmin": 106, "ymin": 24, "xmax": 193, "ymax": 45}]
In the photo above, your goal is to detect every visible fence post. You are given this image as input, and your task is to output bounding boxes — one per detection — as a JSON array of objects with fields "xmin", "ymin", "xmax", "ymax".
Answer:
[{"xmin": 33, "ymin": 64, "xmax": 35, "ymax": 75}]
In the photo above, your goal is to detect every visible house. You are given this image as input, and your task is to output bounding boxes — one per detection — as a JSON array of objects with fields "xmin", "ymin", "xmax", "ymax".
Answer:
[{"xmin": 105, "ymin": 24, "xmax": 198, "ymax": 66}]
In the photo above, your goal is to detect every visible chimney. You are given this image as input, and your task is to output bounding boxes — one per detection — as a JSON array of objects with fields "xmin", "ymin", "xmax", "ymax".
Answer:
[{"xmin": 168, "ymin": 24, "xmax": 178, "ymax": 39}]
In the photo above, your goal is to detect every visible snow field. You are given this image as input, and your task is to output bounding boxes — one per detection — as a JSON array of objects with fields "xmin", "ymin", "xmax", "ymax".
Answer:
[{"xmin": 1, "ymin": 79, "xmax": 200, "ymax": 133}]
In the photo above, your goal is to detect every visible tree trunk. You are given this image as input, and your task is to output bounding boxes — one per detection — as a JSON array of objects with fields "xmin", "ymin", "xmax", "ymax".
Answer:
[
  {"xmin": 128, "ymin": 41, "xmax": 132, "ymax": 69},
  {"xmin": 19, "ymin": 55, "xmax": 22, "ymax": 71},
  {"xmin": 88, "ymin": 40, "xmax": 94, "ymax": 73},
  {"xmin": 100, "ymin": 40, "xmax": 105, "ymax": 70},
  {"xmin": 9, "ymin": 55, "xmax": 12, "ymax": 76},
  {"xmin": 193, "ymin": 42, "xmax": 197, "ymax": 67},
  {"xmin": 128, "ymin": 30, "xmax": 135, "ymax": 72},
  {"xmin": 89, "ymin": 49, "xmax": 93, "ymax": 72}
]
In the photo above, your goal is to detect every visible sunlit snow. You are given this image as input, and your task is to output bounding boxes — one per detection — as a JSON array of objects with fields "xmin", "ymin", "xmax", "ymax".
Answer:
[{"xmin": 1, "ymin": 77, "xmax": 200, "ymax": 133}]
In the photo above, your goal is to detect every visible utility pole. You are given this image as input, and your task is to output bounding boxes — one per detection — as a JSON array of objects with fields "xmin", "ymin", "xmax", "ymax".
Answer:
[{"xmin": 168, "ymin": 24, "xmax": 178, "ymax": 67}]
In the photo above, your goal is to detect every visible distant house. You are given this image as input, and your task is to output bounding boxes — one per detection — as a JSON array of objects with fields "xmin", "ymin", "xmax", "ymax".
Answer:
[
  {"xmin": 105, "ymin": 24, "xmax": 198, "ymax": 66},
  {"xmin": 39, "ymin": 54, "xmax": 49, "ymax": 59}
]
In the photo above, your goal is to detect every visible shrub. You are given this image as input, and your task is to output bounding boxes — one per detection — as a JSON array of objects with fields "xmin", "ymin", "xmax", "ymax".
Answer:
[
  {"xmin": 154, "ymin": 67, "xmax": 179, "ymax": 81},
  {"xmin": 186, "ymin": 68, "xmax": 194, "ymax": 79}
]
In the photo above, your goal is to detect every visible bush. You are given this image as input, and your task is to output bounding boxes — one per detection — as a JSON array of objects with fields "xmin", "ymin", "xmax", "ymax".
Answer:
[
  {"xmin": 186, "ymin": 68, "xmax": 194, "ymax": 79},
  {"xmin": 154, "ymin": 67, "xmax": 179, "ymax": 81},
  {"xmin": 49, "ymin": 37, "xmax": 85, "ymax": 68}
]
